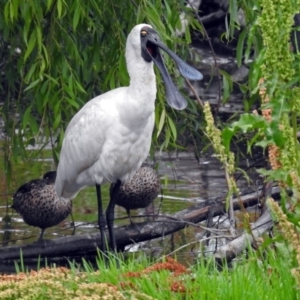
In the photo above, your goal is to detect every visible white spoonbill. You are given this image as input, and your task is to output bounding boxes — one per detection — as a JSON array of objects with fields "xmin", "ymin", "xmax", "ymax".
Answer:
[{"xmin": 55, "ymin": 24, "xmax": 203, "ymax": 254}]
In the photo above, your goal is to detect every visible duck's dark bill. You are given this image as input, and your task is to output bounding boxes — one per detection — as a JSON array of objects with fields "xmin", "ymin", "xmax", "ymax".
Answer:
[{"xmin": 141, "ymin": 28, "xmax": 203, "ymax": 110}]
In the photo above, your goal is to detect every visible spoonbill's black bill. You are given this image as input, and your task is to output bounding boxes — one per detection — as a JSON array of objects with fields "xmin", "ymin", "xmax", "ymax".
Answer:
[{"xmin": 140, "ymin": 26, "xmax": 203, "ymax": 110}]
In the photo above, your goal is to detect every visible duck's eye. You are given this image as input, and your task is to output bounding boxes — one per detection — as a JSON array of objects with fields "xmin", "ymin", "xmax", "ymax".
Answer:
[{"xmin": 141, "ymin": 30, "xmax": 147, "ymax": 37}]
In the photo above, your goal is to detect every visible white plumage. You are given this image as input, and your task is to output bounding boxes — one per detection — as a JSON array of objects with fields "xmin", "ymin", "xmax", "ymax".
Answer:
[{"xmin": 55, "ymin": 23, "xmax": 202, "ymax": 255}]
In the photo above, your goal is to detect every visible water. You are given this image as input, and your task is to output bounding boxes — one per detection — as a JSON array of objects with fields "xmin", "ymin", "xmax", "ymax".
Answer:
[{"xmin": 0, "ymin": 147, "xmax": 264, "ymax": 273}]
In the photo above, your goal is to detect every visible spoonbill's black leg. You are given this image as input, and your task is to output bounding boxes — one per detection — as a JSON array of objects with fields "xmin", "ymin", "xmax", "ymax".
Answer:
[
  {"xmin": 96, "ymin": 184, "xmax": 107, "ymax": 253},
  {"xmin": 106, "ymin": 180, "xmax": 121, "ymax": 252}
]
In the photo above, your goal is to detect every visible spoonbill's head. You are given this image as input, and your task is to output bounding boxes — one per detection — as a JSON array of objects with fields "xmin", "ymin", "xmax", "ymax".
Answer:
[{"xmin": 126, "ymin": 24, "xmax": 203, "ymax": 110}]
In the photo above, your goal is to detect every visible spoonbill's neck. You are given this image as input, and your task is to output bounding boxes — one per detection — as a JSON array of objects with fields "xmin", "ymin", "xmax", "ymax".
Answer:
[
  {"xmin": 127, "ymin": 61, "xmax": 156, "ymax": 98},
  {"xmin": 125, "ymin": 39, "xmax": 157, "ymax": 101}
]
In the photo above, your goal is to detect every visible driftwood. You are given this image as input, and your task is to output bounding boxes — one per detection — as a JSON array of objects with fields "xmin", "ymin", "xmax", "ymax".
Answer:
[
  {"xmin": 214, "ymin": 206, "xmax": 273, "ymax": 264},
  {"xmin": 0, "ymin": 186, "xmax": 281, "ymax": 267}
]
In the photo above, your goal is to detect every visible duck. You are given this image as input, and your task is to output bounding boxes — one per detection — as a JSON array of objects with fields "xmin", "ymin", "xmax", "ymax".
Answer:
[
  {"xmin": 111, "ymin": 163, "xmax": 161, "ymax": 225},
  {"xmin": 12, "ymin": 171, "xmax": 72, "ymax": 241}
]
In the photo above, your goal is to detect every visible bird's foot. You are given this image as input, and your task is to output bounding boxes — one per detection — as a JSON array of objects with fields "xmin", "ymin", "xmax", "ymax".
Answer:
[
  {"xmin": 128, "ymin": 221, "xmax": 142, "ymax": 233},
  {"xmin": 33, "ymin": 238, "xmax": 53, "ymax": 248}
]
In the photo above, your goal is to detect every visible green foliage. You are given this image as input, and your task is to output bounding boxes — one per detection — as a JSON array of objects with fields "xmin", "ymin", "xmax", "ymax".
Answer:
[
  {"xmin": 0, "ymin": 0, "xmax": 204, "ymax": 182},
  {"xmin": 222, "ymin": 0, "xmax": 300, "ymax": 232},
  {"xmin": 220, "ymin": 69, "xmax": 233, "ymax": 103},
  {"xmin": 4, "ymin": 249, "xmax": 299, "ymax": 299}
]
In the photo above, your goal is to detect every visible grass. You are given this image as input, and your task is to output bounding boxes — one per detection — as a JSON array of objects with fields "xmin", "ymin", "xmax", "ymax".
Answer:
[{"xmin": 0, "ymin": 248, "xmax": 298, "ymax": 300}]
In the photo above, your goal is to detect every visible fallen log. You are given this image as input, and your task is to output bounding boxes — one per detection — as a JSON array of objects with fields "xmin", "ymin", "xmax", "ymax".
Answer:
[
  {"xmin": 213, "ymin": 206, "xmax": 273, "ymax": 264},
  {"xmin": 0, "ymin": 186, "xmax": 281, "ymax": 267}
]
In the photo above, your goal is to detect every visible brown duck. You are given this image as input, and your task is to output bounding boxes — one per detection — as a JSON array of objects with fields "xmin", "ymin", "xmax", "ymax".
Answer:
[
  {"xmin": 110, "ymin": 163, "xmax": 161, "ymax": 225},
  {"xmin": 12, "ymin": 171, "xmax": 72, "ymax": 241}
]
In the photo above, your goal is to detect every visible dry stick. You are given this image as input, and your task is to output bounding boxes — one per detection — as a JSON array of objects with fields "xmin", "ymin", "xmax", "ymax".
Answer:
[
  {"xmin": 79, "ymin": 214, "xmax": 229, "ymax": 235},
  {"xmin": 185, "ymin": 78, "xmax": 203, "ymax": 108},
  {"xmin": 167, "ymin": 213, "xmax": 273, "ymax": 258},
  {"xmin": 225, "ymin": 171, "xmax": 237, "ymax": 236},
  {"xmin": 166, "ymin": 234, "xmax": 235, "ymax": 257},
  {"xmin": 186, "ymin": 0, "xmax": 222, "ymax": 112},
  {"xmin": 160, "ymin": 215, "xmax": 232, "ymax": 234}
]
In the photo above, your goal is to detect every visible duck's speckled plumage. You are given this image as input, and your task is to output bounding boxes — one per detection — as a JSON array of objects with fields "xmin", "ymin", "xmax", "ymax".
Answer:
[
  {"xmin": 12, "ymin": 171, "xmax": 72, "ymax": 240},
  {"xmin": 111, "ymin": 164, "xmax": 160, "ymax": 222}
]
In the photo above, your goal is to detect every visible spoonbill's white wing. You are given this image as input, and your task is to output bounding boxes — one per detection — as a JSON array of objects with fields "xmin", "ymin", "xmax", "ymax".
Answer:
[
  {"xmin": 55, "ymin": 89, "xmax": 120, "ymax": 199},
  {"xmin": 55, "ymin": 87, "xmax": 154, "ymax": 199}
]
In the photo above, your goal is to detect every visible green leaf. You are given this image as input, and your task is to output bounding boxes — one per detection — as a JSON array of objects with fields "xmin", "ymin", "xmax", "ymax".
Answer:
[
  {"xmin": 24, "ymin": 79, "xmax": 40, "ymax": 91},
  {"xmin": 255, "ymin": 139, "xmax": 269, "ymax": 149},
  {"xmin": 232, "ymin": 113, "xmax": 266, "ymax": 133},
  {"xmin": 222, "ymin": 127, "xmax": 235, "ymax": 153},
  {"xmin": 28, "ymin": 114, "xmax": 39, "ymax": 135},
  {"xmin": 66, "ymin": 97, "xmax": 80, "ymax": 109},
  {"xmin": 229, "ymin": 0, "xmax": 239, "ymax": 25},
  {"xmin": 12, "ymin": 0, "xmax": 19, "ymax": 19},
  {"xmin": 57, "ymin": 0, "xmax": 62, "ymax": 18},
  {"xmin": 36, "ymin": 26, "xmax": 42, "ymax": 52},
  {"xmin": 53, "ymin": 112, "xmax": 61, "ymax": 129},
  {"xmin": 22, "ymin": 106, "xmax": 32, "ymax": 130},
  {"xmin": 54, "ymin": 99, "xmax": 62, "ymax": 115},
  {"xmin": 236, "ymin": 28, "xmax": 247, "ymax": 67},
  {"xmin": 220, "ymin": 70, "xmax": 233, "ymax": 103},
  {"xmin": 75, "ymin": 80, "xmax": 86, "ymax": 94},
  {"xmin": 24, "ymin": 30, "xmax": 36, "ymax": 61},
  {"xmin": 4, "ymin": 2, "xmax": 10, "ymax": 24},
  {"xmin": 157, "ymin": 108, "xmax": 166, "ymax": 138},
  {"xmin": 44, "ymin": 74, "xmax": 59, "ymax": 86},
  {"xmin": 9, "ymin": 1, "xmax": 14, "ymax": 21},
  {"xmin": 64, "ymin": 83, "xmax": 75, "ymax": 99},
  {"xmin": 46, "ymin": 0, "xmax": 54, "ymax": 12},
  {"xmin": 24, "ymin": 61, "xmax": 38, "ymax": 83},
  {"xmin": 167, "ymin": 116, "xmax": 177, "ymax": 141},
  {"xmin": 73, "ymin": 6, "xmax": 80, "ymax": 30}
]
